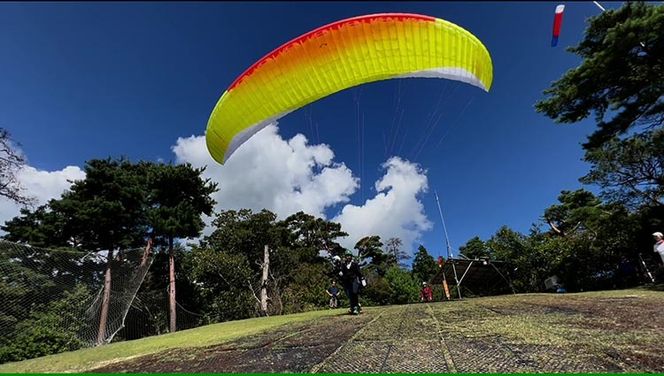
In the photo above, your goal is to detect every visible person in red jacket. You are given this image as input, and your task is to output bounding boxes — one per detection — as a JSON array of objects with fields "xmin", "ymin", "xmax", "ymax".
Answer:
[{"xmin": 420, "ymin": 282, "xmax": 433, "ymax": 302}]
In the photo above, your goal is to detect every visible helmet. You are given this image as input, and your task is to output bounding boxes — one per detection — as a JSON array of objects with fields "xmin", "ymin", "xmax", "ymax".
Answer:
[
  {"xmin": 653, "ymin": 232, "xmax": 663, "ymax": 238},
  {"xmin": 344, "ymin": 250, "xmax": 353, "ymax": 257}
]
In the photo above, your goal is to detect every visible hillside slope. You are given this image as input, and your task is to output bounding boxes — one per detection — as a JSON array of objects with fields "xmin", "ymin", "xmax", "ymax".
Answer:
[{"xmin": 2, "ymin": 289, "xmax": 663, "ymax": 373}]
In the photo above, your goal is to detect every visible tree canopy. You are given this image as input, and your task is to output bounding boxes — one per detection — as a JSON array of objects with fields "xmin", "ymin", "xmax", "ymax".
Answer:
[{"xmin": 535, "ymin": 1, "xmax": 664, "ymax": 149}]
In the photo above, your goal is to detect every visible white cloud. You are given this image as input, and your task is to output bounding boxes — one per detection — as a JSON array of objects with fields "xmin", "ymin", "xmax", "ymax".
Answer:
[
  {"xmin": 0, "ymin": 165, "xmax": 85, "ymax": 229},
  {"xmin": 172, "ymin": 124, "xmax": 358, "ymax": 221},
  {"xmin": 332, "ymin": 157, "xmax": 432, "ymax": 250},
  {"xmin": 173, "ymin": 124, "xmax": 432, "ymax": 252}
]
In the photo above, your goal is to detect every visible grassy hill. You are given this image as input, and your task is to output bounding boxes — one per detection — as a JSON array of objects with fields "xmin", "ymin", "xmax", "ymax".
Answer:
[
  {"xmin": 0, "ymin": 308, "xmax": 345, "ymax": 373},
  {"xmin": 2, "ymin": 288, "xmax": 663, "ymax": 373}
]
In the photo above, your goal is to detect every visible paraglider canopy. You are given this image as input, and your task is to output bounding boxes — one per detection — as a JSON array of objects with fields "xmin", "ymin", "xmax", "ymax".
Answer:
[{"xmin": 205, "ymin": 13, "xmax": 494, "ymax": 164}]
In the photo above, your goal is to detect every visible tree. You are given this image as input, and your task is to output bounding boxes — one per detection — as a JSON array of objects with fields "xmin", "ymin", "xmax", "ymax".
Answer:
[
  {"xmin": 278, "ymin": 212, "xmax": 348, "ymax": 311},
  {"xmin": 47, "ymin": 158, "xmax": 150, "ymax": 344},
  {"xmin": 355, "ymin": 235, "xmax": 383, "ymax": 259},
  {"xmin": 0, "ymin": 285, "xmax": 91, "ymax": 363},
  {"xmin": 540, "ymin": 190, "xmax": 642, "ymax": 290},
  {"xmin": 205, "ymin": 209, "xmax": 285, "ymax": 316},
  {"xmin": 2, "ymin": 205, "xmax": 71, "ymax": 248},
  {"xmin": 280, "ymin": 211, "xmax": 347, "ymax": 262},
  {"xmin": 411, "ymin": 245, "xmax": 438, "ymax": 284},
  {"xmin": 384, "ymin": 267, "xmax": 420, "ymax": 304},
  {"xmin": 487, "ymin": 226, "xmax": 539, "ymax": 292},
  {"xmin": 203, "ymin": 209, "xmax": 354, "ymax": 317},
  {"xmin": 543, "ymin": 190, "xmax": 603, "ymax": 237},
  {"xmin": 484, "ymin": 190, "xmax": 642, "ymax": 293},
  {"xmin": 458, "ymin": 236, "xmax": 491, "ymax": 259},
  {"xmin": 355, "ymin": 235, "xmax": 400, "ymax": 278},
  {"xmin": 535, "ymin": 2, "xmax": 664, "ymax": 150},
  {"xmin": 385, "ymin": 237, "xmax": 410, "ymax": 267},
  {"xmin": 122, "ymin": 243, "xmax": 209, "ymax": 340},
  {"xmin": 205, "ymin": 209, "xmax": 281, "ymax": 268},
  {"xmin": 0, "ymin": 243, "xmax": 60, "ymax": 346},
  {"xmin": 186, "ymin": 245, "xmax": 254, "ymax": 322},
  {"xmin": 0, "ymin": 240, "xmax": 104, "ymax": 355},
  {"xmin": 580, "ymin": 129, "xmax": 664, "ymax": 208},
  {"xmin": 144, "ymin": 162, "xmax": 217, "ymax": 332},
  {"xmin": 281, "ymin": 263, "xmax": 332, "ymax": 313},
  {"xmin": 360, "ymin": 273, "xmax": 391, "ymax": 306},
  {"xmin": 49, "ymin": 158, "xmax": 149, "ymax": 252},
  {"xmin": 2, "ymin": 159, "xmax": 195, "ymax": 343},
  {"xmin": 0, "ymin": 128, "xmax": 34, "ymax": 207}
]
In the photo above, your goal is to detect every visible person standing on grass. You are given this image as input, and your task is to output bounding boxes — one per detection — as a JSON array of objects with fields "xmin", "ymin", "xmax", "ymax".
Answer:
[
  {"xmin": 326, "ymin": 281, "xmax": 340, "ymax": 308},
  {"xmin": 420, "ymin": 282, "xmax": 433, "ymax": 302},
  {"xmin": 338, "ymin": 250, "xmax": 363, "ymax": 315},
  {"xmin": 653, "ymin": 232, "xmax": 664, "ymax": 265}
]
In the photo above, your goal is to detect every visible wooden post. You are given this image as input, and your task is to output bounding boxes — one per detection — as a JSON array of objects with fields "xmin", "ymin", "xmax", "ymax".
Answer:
[
  {"xmin": 439, "ymin": 257, "xmax": 451, "ymax": 301},
  {"xmin": 442, "ymin": 279, "xmax": 451, "ymax": 301}
]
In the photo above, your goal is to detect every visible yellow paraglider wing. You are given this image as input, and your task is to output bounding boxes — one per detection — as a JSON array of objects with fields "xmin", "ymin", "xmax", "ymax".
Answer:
[{"xmin": 206, "ymin": 13, "xmax": 493, "ymax": 164}]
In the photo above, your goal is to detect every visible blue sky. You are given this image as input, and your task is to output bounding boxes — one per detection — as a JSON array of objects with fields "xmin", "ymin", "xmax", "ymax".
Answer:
[{"xmin": 0, "ymin": 2, "xmax": 623, "ymax": 258}]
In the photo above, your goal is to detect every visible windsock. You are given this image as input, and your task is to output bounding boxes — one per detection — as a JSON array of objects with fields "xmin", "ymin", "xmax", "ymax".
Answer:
[{"xmin": 551, "ymin": 4, "xmax": 565, "ymax": 47}]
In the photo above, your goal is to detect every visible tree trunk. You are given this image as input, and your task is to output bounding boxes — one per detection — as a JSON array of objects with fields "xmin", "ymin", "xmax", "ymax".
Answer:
[
  {"xmin": 260, "ymin": 245, "xmax": 270, "ymax": 316},
  {"xmin": 140, "ymin": 236, "xmax": 154, "ymax": 268},
  {"xmin": 96, "ymin": 248, "xmax": 114, "ymax": 345},
  {"xmin": 169, "ymin": 237, "xmax": 176, "ymax": 333}
]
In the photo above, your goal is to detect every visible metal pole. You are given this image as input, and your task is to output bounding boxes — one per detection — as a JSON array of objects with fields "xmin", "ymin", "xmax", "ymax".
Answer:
[
  {"xmin": 638, "ymin": 253, "xmax": 655, "ymax": 283},
  {"xmin": 457, "ymin": 261, "xmax": 475, "ymax": 285},
  {"xmin": 434, "ymin": 190, "xmax": 453, "ymax": 259},
  {"xmin": 592, "ymin": 1, "xmax": 606, "ymax": 12},
  {"xmin": 434, "ymin": 190, "xmax": 462, "ymax": 299}
]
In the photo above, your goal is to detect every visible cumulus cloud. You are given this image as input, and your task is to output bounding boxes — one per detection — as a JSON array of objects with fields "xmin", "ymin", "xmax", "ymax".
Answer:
[
  {"xmin": 173, "ymin": 124, "xmax": 432, "ymax": 251},
  {"xmin": 0, "ymin": 165, "xmax": 85, "ymax": 228},
  {"xmin": 172, "ymin": 124, "xmax": 358, "ymax": 220},
  {"xmin": 332, "ymin": 157, "xmax": 432, "ymax": 249}
]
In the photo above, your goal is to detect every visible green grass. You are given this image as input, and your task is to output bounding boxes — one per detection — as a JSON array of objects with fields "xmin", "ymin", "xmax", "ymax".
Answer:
[{"xmin": 0, "ymin": 308, "xmax": 347, "ymax": 373}]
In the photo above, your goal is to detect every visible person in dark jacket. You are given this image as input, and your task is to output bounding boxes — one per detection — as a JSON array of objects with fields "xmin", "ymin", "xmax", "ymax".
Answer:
[
  {"xmin": 338, "ymin": 250, "xmax": 363, "ymax": 315},
  {"xmin": 326, "ymin": 281, "xmax": 340, "ymax": 308}
]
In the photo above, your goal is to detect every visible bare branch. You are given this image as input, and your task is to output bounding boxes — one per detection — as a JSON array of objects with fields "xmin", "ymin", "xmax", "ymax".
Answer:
[
  {"xmin": 0, "ymin": 128, "xmax": 35, "ymax": 207},
  {"xmin": 246, "ymin": 279, "xmax": 262, "ymax": 305},
  {"xmin": 547, "ymin": 220, "xmax": 565, "ymax": 236}
]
